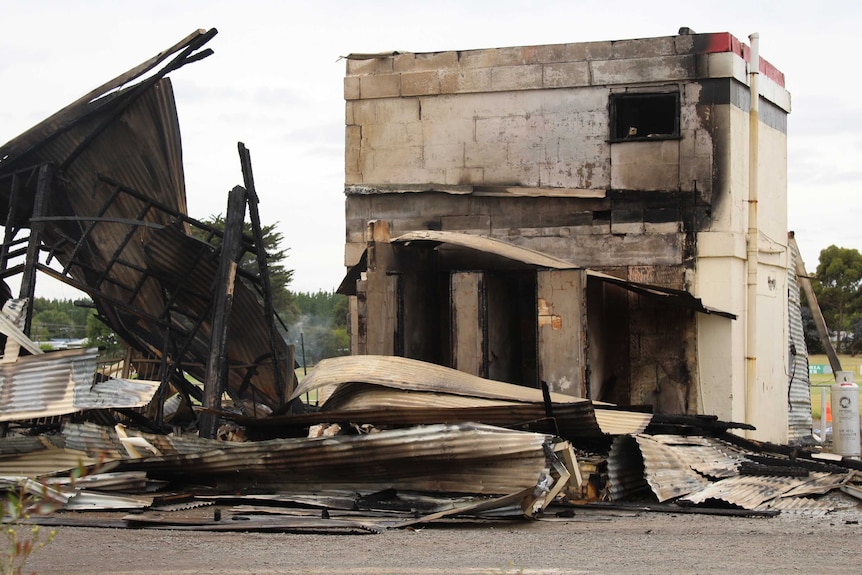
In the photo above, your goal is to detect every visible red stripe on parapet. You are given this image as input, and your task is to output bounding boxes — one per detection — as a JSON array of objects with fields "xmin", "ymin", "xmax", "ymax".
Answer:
[{"xmin": 697, "ymin": 32, "xmax": 786, "ymax": 88}]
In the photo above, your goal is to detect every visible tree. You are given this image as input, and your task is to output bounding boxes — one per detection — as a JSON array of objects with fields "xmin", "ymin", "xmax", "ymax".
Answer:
[
  {"xmin": 813, "ymin": 245, "xmax": 862, "ymax": 353},
  {"xmin": 192, "ymin": 215, "xmax": 298, "ymax": 324}
]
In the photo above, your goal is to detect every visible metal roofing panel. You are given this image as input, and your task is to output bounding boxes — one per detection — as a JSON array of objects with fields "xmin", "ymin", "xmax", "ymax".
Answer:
[
  {"xmin": 787, "ymin": 240, "xmax": 813, "ymax": 442},
  {"xmin": 110, "ymin": 423, "xmax": 566, "ymax": 499},
  {"xmin": 648, "ymin": 434, "xmax": 747, "ymax": 479},
  {"xmin": 633, "ymin": 435, "xmax": 710, "ymax": 502},
  {"xmin": 680, "ymin": 474, "xmax": 813, "ymax": 509},
  {"xmin": 0, "ymin": 348, "xmax": 160, "ymax": 421}
]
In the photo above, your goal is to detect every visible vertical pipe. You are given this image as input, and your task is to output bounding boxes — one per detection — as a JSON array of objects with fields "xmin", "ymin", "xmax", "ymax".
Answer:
[{"xmin": 745, "ymin": 33, "xmax": 760, "ymax": 433}]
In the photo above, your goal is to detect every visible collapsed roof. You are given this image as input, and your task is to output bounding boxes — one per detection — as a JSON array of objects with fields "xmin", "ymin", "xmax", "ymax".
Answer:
[{"xmin": 0, "ymin": 29, "xmax": 292, "ymax": 417}]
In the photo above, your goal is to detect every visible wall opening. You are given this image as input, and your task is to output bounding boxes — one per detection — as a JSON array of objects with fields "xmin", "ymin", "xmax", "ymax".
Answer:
[{"xmin": 610, "ymin": 92, "xmax": 680, "ymax": 141}]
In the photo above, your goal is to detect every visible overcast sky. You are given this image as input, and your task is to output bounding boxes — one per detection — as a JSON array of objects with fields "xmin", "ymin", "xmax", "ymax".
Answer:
[{"xmin": 1, "ymin": 0, "xmax": 860, "ymax": 299}]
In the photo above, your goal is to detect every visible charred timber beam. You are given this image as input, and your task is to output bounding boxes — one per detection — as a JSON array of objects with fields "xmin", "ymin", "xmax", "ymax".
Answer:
[
  {"xmin": 239, "ymin": 142, "xmax": 288, "ymax": 405},
  {"xmin": 20, "ymin": 164, "xmax": 53, "ymax": 334},
  {"xmin": 200, "ymin": 186, "xmax": 247, "ymax": 439}
]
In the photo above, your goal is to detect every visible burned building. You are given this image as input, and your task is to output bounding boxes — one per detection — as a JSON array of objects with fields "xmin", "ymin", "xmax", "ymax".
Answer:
[{"xmin": 341, "ymin": 30, "xmax": 800, "ymax": 443}]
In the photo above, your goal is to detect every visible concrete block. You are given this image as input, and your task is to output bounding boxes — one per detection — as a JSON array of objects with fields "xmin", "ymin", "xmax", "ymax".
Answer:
[
  {"xmin": 465, "ymin": 141, "xmax": 508, "ymax": 168},
  {"xmin": 369, "ymin": 145, "xmax": 424, "ymax": 170},
  {"xmin": 706, "ymin": 52, "xmax": 735, "ymax": 79},
  {"xmin": 393, "ymin": 53, "xmax": 416, "ymax": 73},
  {"xmin": 533, "ymin": 43, "xmax": 568, "ymax": 63},
  {"xmin": 458, "ymin": 48, "xmax": 497, "ymax": 69},
  {"xmin": 445, "ymin": 167, "xmax": 485, "ymax": 186},
  {"xmin": 363, "ymin": 122, "xmax": 423, "ymax": 148},
  {"xmin": 564, "ymin": 41, "xmax": 613, "ymax": 62},
  {"xmin": 360, "ymin": 74, "xmax": 401, "ymax": 99},
  {"xmin": 345, "ymin": 125, "xmax": 362, "ymax": 175},
  {"xmin": 494, "ymin": 46, "xmax": 528, "ymax": 66},
  {"xmin": 423, "ymin": 118, "xmax": 475, "ymax": 145},
  {"xmin": 611, "ymin": 37, "xmax": 676, "ymax": 59},
  {"xmin": 401, "ymin": 71, "xmax": 441, "ymax": 96},
  {"xmin": 645, "ymin": 221, "xmax": 682, "ymax": 233},
  {"xmin": 424, "ymin": 143, "xmax": 465, "ymax": 170},
  {"xmin": 350, "ymin": 100, "xmax": 378, "ymax": 125},
  {"xmin": 474, "ymin": 115, "xmax": 528, "ymax": 144},
  {"xmin": 344, "ymin": 76, "xmax": 361, "ymax": 100},
  {"xmin": 347, "ymin": 57, "xmax": 394, "ymax": 76},
  {"xmin": 490, "ymin": 65, "xmax": 543, "ymax": 91},
  {"xmin": 440, "ymin": 68, "xmax": 492, "ymax": 94},
  {"xmin": 413, "ymin": 50, "xmax": 459, "ymax": 71},
  {"xmin": 675, "ymin": 34, "xmax": 696, "ymax": 54},
  {"xmin": 543, "ymin": 62, "xmax": 590, "ymax": 88},
  {"xmin": 591, "ymin": 55, "xmax": 696, "ymax": 85},
  {"xmin": 374, "ymin": 98, "xmax": 420, "ymax": 124}
]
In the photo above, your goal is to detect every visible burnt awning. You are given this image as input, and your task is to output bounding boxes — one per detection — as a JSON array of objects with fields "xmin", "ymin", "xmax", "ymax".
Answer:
[{"xmin": 339, "ymin": 230, "xmax": 735, "ymax": 319}]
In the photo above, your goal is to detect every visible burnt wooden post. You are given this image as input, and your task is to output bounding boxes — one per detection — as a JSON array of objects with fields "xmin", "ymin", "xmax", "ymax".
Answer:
[
  {"xmin": 20, "ymin": 164, "xmax": 53, "ymax": 335},
  {"xmin": 199, "ymin": 185, "xmax": 247, "ymax": 439},
  {"xmin": 237, "ymin": 142, "xmax": 288, "ymax": 404}
]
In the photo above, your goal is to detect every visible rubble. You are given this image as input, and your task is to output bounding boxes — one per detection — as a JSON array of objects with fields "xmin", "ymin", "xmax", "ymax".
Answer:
[{"xmin": 0, "ymin": 30, "xmax": 858, "ymax": 535}]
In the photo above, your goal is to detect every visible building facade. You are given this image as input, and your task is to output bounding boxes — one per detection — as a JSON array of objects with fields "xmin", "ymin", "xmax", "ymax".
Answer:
[{"xmin": 341, "ymin": 30, "xmax": 795, "ymax": 442}]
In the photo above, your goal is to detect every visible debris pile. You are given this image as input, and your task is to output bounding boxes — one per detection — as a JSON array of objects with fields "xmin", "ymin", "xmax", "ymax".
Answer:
[{"xmin": 0, "ymin": 354, "xmax": 859, "ymax": 532}]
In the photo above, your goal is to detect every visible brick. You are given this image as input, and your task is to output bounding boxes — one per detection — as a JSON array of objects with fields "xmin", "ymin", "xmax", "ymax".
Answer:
[
  {"xmin": 465, "ymin": 141, "xmax": 508, "ymax": 168},
  {"xmin": 543, "ymin": 62, "xmax": 590, "ymax": 88},
  {"xmin": 490, "ymin": 65, "xmax": 543, "ymax": 91},
  {"xmin": 401, "ymin": 71, "xmax": 440, "ymax": 96},
  {"xmin": 344, "ymin": 76, "xmax": 360, "ymax": 100},
  {"xmin": 440, "ymin": 68, "xmax": 492, "ymax": 94},
  {"xmin": 363, "ymin": 122, "xmax": 422, "ymax": 148},
  {"xmin": 360, "ymin": 74, "xmax": 401, "ymax": 99}
]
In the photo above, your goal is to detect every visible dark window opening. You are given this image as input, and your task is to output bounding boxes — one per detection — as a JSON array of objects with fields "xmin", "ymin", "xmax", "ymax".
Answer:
[{"xmin": 610, "ymin": 93, "xmax": 679, "ymax": 141}]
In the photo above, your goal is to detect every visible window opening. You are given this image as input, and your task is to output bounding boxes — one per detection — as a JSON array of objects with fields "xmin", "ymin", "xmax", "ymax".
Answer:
[{"xmin": 610, "ymin": 93, "xmax": 679, "ymax": 141}]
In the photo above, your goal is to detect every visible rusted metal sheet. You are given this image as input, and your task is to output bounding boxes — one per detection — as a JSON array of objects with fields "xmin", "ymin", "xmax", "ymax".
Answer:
[{"xmin": 0, "ymin": 348, "xmax": 160, "ymax": 422}]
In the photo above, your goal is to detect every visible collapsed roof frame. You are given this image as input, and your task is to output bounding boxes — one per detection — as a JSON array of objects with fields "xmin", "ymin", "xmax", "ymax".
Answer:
[{"xmin": 0, "ymin": 29, "xmax": 294, "ymax": 437}]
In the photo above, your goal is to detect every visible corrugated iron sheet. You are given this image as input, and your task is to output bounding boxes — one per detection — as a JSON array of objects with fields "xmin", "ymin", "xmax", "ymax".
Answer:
[
  {"xmin": 680, "ymin": 474, "xmax": 815, "ymax": 509},
  {"xmin": 632, "ymin": 435, "xmax": 710, "ymax": 502},
  {"xmin": 0, "ymin": 348, "xmax": 160, "ymax": 421},
  {"xmin": 0, "ymin": 29, "xmax": 291, "ymax": 413},
  {"xmin": 109, "ymin": 423, "xmax": 567, "ymax": 501},
  {"xmin": 291, "ymin": 355, "xmax": 652, "ymax": 438},
  {"xmin": 787, "ymin": 240, "xmax": 814, "ymax": 442},
  {"xmin": 647, "ymin": 434, "xmax": 746, "ymax": 479}
]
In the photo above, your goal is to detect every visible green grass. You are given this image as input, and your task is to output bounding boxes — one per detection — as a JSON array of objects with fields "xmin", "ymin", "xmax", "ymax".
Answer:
[{"xmin": 808, "ymin": 354, "xmax": 862, "ymax": 419}]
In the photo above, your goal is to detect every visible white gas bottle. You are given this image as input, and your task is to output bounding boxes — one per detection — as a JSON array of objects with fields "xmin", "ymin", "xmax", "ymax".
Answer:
[{"xmin": 831, "ymin": 371, "xmax": 861, "ymax": 458}]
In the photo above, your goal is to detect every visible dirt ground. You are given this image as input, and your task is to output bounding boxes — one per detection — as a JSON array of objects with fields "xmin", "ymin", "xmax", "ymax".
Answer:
[{"xmin": 24, "ymin": 504, "xmax": 862, "ymax": 575}]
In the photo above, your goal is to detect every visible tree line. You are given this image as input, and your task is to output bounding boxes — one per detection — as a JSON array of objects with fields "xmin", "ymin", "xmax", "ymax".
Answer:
[{"xmin": 803, "ymin": 244, "xmax": 862, "ymax": 355}]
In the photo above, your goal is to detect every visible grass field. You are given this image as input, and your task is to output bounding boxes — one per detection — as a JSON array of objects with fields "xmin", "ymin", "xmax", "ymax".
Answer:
[{"xmin": 808, "ymin": 354, "xmax": 862, "ymax": 419}]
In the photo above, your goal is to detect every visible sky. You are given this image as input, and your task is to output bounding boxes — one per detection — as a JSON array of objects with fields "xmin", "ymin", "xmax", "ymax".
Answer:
[{"xmin": 1, "ymin": 0, "xmax": 860, "ymax": 299}]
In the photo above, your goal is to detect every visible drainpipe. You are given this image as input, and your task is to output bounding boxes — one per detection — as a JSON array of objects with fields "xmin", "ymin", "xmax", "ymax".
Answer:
[{"xmin": 745, "ymin": 33, "xmax": 760, "ymax": 433}]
